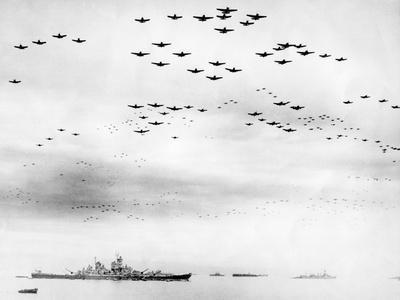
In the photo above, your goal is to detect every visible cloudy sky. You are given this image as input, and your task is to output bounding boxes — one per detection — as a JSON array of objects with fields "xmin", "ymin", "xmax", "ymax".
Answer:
[{"xmin": 0, "ymin": 0, "xmax": 399, "ymax": 277}]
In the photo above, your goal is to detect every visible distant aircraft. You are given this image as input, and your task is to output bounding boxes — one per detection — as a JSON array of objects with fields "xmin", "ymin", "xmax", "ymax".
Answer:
[
  {"xmin": 217, "ymin": 7, "xmax": 238, "ymax": 14},
  {"xmin": 378, "ymin": 99, "xmax": 388, "ymax": 103},
  {"xmin": 267, "ymin": 121, "xmax": 280, "ymax": 125},
  {"xmin": 248, "ymin": 111, "xmax": 262, "ymax": 116},
  {"xmin": 171, "ymin": 136, "xmax": 179, "ymax": 139},
  {"xmin": 274, "ymin": 59, "xmax": 292, "ymax": 65},
  {"xmin": 392, "ymin": 105, "xmax": 400, "ymax": 109},
  {"xmin": 294, "ymin": 43, "xmax": 306, "ymax": 48},
  {"xmin": 159, "ymin": 112, "xmax": 169, "ymax": 115},
  {"xmin": 246, "ymin": 13, "xmax": 267, "ymax": 20},
  {"xmin": 256, "ymin": 52, "xmax": 273, "ymax": 57},
  {"xmin": 225, "ymin": 67, "xmax": 242, "ymax": 72},
  {"xmin": 319, "ymin": 53, "xmax": 331, "ymax": 58},
  {"xmin": 72, "ymin": 38, "xmax": 86, "ymax": 43},
  {"xmin": 128, "ymin": 104, "xmax": 144, "ymax": 109},
  {"xmin": 52, "ymin": 33, "xmax": 67, "ymax": 39},
  {"xmin": 14, "ymin": 44, "xmax": 28, "ymax": 49},
  {"xmin": 135, "ymin": 17, "xmax": 150, "ymax": 23},
  {"xmin": 139, "ymin": 116, "xmax": 148, "ymax": 119},
  {"xmin": 360, "ymin": 95, "xmax": 370, "ymax": 99},
  {"xmin": 187, "ymin": 68, "xmax": 204, "ymax": 73},
  {"xmin": 152, "ymin": 61, "xmax": 170, "ymax": 67},
  {"xmin": 198, "ymin": 108, "xmax": 207, "ymax": 112},
  {"xmin": 148, "ymin": 121, "xmax": 163, "ymax": 125},
  {"xmin": 167, "ymin": 106, "xmax": 183, "ymax": 111},
  {"xmin": 209, "ymin": 61, "xmax": 225, "ymax": 66},
  {"xmin": 273, "ymin": 47, "xmax": 285, "ymax": 51},
  {"xmin": 273, "ymin": 101, "xmax": 290, "ymax": 106},
  {"xmin": 290, "ymin": 105, "xmax": 305, "ymax": 110},
  {"xmin": 206, "ymin": 75, "xmax": 222, "ymax": 80},
  {"xmin": 46, "ymin": 138, "xmax": 53, "ymax": 140},
  {"xmin": 343, "ymin": 100, "xmax": 353, "ymax": 104},
  {"xmin": 167, "ymin": 14, "xmax": 183, "ymax": 20},
  {"xmin": 297, "ymin": 50, "xmax": 314, "ymax": 56},
  {"xmin": 283, "ymin": 128, "xmax": 296, "ymax": 132},
  {"xmin": 131, "ymin": 51, "xmax": 150, "ymax": 56},
  {"xmin": 32, "ymin": 40, "xmax": 46, "ymax": 45},
  {"xmin": 336, "ymin": 57, "xmax": 347, "ymax": 61},
  {"xmin": 148, "ymin": 103, "xmax": 163, "ymax": 108},
  {"xmin": 214, "ymin": 27, "xmax": 234, "ymax": 34},
  {"xmin": 240, "ymin": 20, "xmax": 254, "ymax": 26},
  {"xmin": 173, "ymin": 51, "xmax": 191, "ymax": 57},
  {"xmin": 277, "ymin": 42, "xmax": 292, "ymax": 49},
  {"xmin": 184, "ymin": 105, "xmax": 193, "ymax": 109},
  {"xmin": 217, "ymin": 14, "xmax": 231, "ymax": 20},
  {"xmin": 9, "ymin": 79, "xmax": 21, "ymax": 84},
  {"xmin": 193, "ymin": 15, "xmax": 213, "ymax": 22},
  {"xmin": 245, "ymin": 123, "xmax": 253, "ymax": 126},
  {"xmin": 152, "ymin": 42, "xmax": 171, "ymax": 47},
  {"xmin": 258, "ymin": 118, "xmax": 266, "ymax": 121},
  {"xmin": 57, "ymin": 128, "xmax": 66, "ymax": 132},
  {"xmin": 134, "ymin": 129, "xmax": 150, "ymax": 134},
  {"xmin": 72, "ymin": 133, "xmax": 80, "ymax": 136},
  {"xmin": 36, "ymin": 144, "xmax": 43, "ymax": 147}
]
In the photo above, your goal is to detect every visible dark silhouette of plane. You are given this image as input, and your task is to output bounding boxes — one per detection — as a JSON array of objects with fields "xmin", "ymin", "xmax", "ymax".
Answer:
[
  {"xmin": 297, "ymin": 50, "xmax": 314, "ymax": 56},
  {"xmin": 167, "ymin": 14, "xmax": 182, "ymax": 20},
  {"xmin": 217, "ymin": 7, "xmax": 238, "ymax": 14},
  {"xmin": 148, "ymin": 121, "xmax": 163, "ymax": 125},
  {"xmin": 9, "ymin": 79, "xmax": 21, "ymax": 84},
  {"xmin": 128, "ymin": 104, "xmax": 144, "ymax": 109},
  {"xmin": 217, "ymin": 14, "xmax": 231, "ymax": 20},
  {"xmin": 173, "ymin": 51, "xmax": 191, "ymax": 57},
  {"xmin": 290, "ymin": 105, "xmax": 305, "ymax": 110},
  {"xmin": 294, "ymin": 44, "xmax": 306, "ymax": 48},
  {"xmin": 392, "ymin": 105, "xmax": 399, "ymax": 109},
  {"xmin": 378, "ymin": 99, "xmax": 388, "ymax": 103},
  {"xmin": 152, "ymin": 42, "xmax": 171, "ymax": 47},
  {"xmin": 135, "ymin": 17, "xmax": 150, "ymax": 23},
  {"xmin": 167, "ymin": 106, "xmax": 183, "ymax": 111},
  {"xmin": 36, "ymin": 144, "xmax": 43, "ymax": 147},
  {"xmin": 72, "ymin": 38, "xmax": 86, "ymax": 43},
  {"xmin": 283, "ymin": 128, "xmax": 296, "ymax": 132},
  {"xmin": 277, "ymin": 42, "xmax": 292, "ymax": 49},
  {"xmin": 46, "ymin": 138, "xmax": 53, "ymax": 140},
  {"xmin": 171, "ymin": 136, "xmax": 179, "ymax": 139},
  {"xmin": 240, "ymin": 20, "xmax": 254, "ymax": 26},
  {"xmin": 246, "ymin": 13, "xmax": 267, "ymax": 20},
  {"xmin": 152, "ymin": 61, "xmax": 170, "ymax": 67},
  {"xmin": 193, "ymin": 15, "xmax": 213, "ymax": 21},
  {"xmin": 187, "ymin": 68, "xmax": 204, "ymax": 73},
  {"xmin": 214, "ymin": 27, "xmax": 234, "ymax": 34},
  {"xmin": 245, "ymin": 123, "xmax": 254, "ymax": 126},
  {"xmin": 198, "ymin": 108, "xmax": 207, "ymax": 112},
  {"xmin": 14, "ymin": 44, "xmax": 28, "ymax": 49},
  {"xmin": 256, "ymin": 52, "xmax": 273, "ymax": 57},
  {"xmin": 139, "ymin": 116, "xmax": 148, "ymax": 119},
  {"xmin": 274, "ymin": 101, "xmax": 290, "ymax": 106},
  {"xmin": 134, "ymin": 129, "xmax": 150, "ymax": 134},
  {"xmin": 258, "ymin": 118, "xmax": 266, "ymax": 121},
  {"xmin": 360, "ymin": 95, "xmax": 370, "ymax": 99},
  {"xmin": 267, "ymin": 121, "xmax": 280, "ymax": 126},
  {"xmin": 32, "ymin": 40, "xmax": 46, "ymax": 45},
  {"xmin": 343, "ymin": 100, "xmax": 353, "ymax": 104},
  {"xmin": 209, "ymin": 61, "xmax": 225, "ymax": 66},
  {"xmin": 248, "ymin": 111, "xmax": 262, "ymax": 116},
  {"xmin": 319, "ymin": 53, "xmax": 331, "ymax": 58},
  {"xmin": 57, "ymin": 128, "xmax": 66, "ymax": 131},
  {"xmin": 225, "ymin": 67, "xmax": 242, "ymax": 72},
  {"xmin": 206, "ymin": 75, "xmax": 222, "ymax": 80},
  {"xmin": 148, "ymin": 103, "xmax": 163, "ymax": 108},
  {"xmin": 184, "ymin": 105, "xmax": 193, "ymax": 109},
  {"xmin": 275, "ymin": 59, "xmax": 292, "ymax": 65},
  {"xmin": 131, "ymin": 51, "xmax": 150, "ymax": 56},
  {"xmin": 52, "ymin": 33, "xmax": 67, "ymax": 39},
  {"xmin": 159, "ymin": 112, "xmax": 169, "ymax": 115},
  {"xmin": 273, "ymin": 47, "xmax": 285, "ymax": 51},
  {"xmin": 72, "ymin": 133, "xmax": 80, "ymax": 136},
  {"xmin": 336, "ymin": 57, "xmax": 347, "ymax": 61}
]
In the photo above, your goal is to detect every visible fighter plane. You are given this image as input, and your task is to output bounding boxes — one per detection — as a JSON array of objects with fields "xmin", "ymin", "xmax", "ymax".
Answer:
[
  {"xmin": 319, "ymin": 53, "xmax": 331, "ymax": 58},
  {"xmin": 193, "ymin": 15, "xmax": 213, "ymax": 22},
  {"xmin": 128, "ymin": 104, "xmax": 144, "ymax": 109},
  {"xmin": 131, "ymin": 51, "xmax": 150, "ymax": 56},
  {"xmin": 294, "ymin": 43, "xmax": 306, "ymax": 48},
  {"xmin": 273, "ymin": 101, "xmax": 290, "ymax": 106},
  {"xmin": 52, "ymin": 33, "xmax": 67, "ymax": 39},
  {"xmin": 378, "ymin": 99, "xmax": 388, "ymax": 103},
  {"xmin": 149, "ymin": 121, "xmax": 163, "ymax": 126},
  {"xmin": 135, "ymin": 17, "xmax": 150, "ymax": 23},
  {"xmin": 72, "ymin": 133, "xmax": 80, "ymax": 136},
  {"xmin": 9, "ymin": 79, "xmax": 21, "ymax": 84},
  {"xmin": 171, "ymin": 136, "xmax": 179, "ymax": 139},
  {"xmin": 152, "ymin": 42, "xmax": 171, "ymax": 47},
  {"xmin": 343, "ymin": 100, "xmax": 353, "ymax": 104},
  {"xmin": 336, "ymin": 57, "xmax": 347, "ymax": 61},
  {"xmin": 267, "ymin": 121, "xmax": 280, "ymax": 125},
  {"xmin": 258, "ymin": 118, "xmax": 266, "ymax": 121},
  {"xmin": 283, "ymin": 128, "xmax": 296, "ymax": 132},
  {"xmin": 217, "ymin": 7, "xmax": 238, "ymax": 14},
  {"xmin": 225, "ymin": 67, "xmax": 242, "ymax": 72},
  {"xmin": 159, "ymin": 112, "xmax": 169, "ymax": 115},
  {"xmin": 277, "ymin": 42, "xmax": 292, "ymax": 49},
  {"xmin": 272, "ymin": 47, "xmax": 285, "ymax": 51},
  {"xmin": 57, "ymin": 128, "xmax": 66, "ymax": 132},
  {"xmin": 184, "ymin": 105, "xmax": 193, "ymax": 109},
  {"xmin": 167, "ymin": 106, "xmax": 183, "ymax": 111},
  {"xmin": 206, "ymin": 75, "xmax": 222, "ymax": 80},
  {"xmin": 198, "ymin": 108, "xmax": 207, "ymax": 112},
  {"xmin": 167, "ymin": 14, "xmax": 183, "ymax": 20},
  {"xmin": 14, "ymin": 44, "xmax": 28, "ymax": 49},
  {"xmin": 72, "ymin": 38, "xmax": 86, "ymax": 43},
  {"xmin": 214, "ymin": 27, "xmax": 234, "ymax": 34},
  {"xmin": 134, "ymin": 129, "xmax": 150, "ymax": 134},
  {"xmin": 152, "ymin": 61, "xmax": 170, "ymax": 67},
  {"xmin": 245, "ymin": 123, "xmax": 254, "ymax": 126},
  {"xmin": 32, "ymin": 40, "xmax": 46, "ymax": 45},
  {"xmin": 173, "ymin": 51, "xmax": 191, "ymax": 57},
  {"xmin": 46, "ymin": 138, "xmax": 53, "ymax": 141},
  {"xmin": 246, "ymin": 13, "xmax": 267, "ymax": 20},
  {"xmin": 139, "ymin": 116, "xmax": 148, "ymax": 119},
  {"xmin": 187, "ymin": 68, "xmax": 204, "ymax": 73},
  {"xmin": 297, "ymin": 50, "xmax": 314, "ymax": 56},
  {"xmin": 274, "ymin": 59, "xmax": 292, "ymax": 65},
  {"xmin": 256, "ymin": 52, "xmax": 273, "ymax": 57},
  {"xmin": 36, "ymin": 144, "xmax": 43, "ymax": 147},
  {"xmin": 248, "ymin": 111, "xmax": 262, "ymax": 116},
  {"xmin": 360, "ymin": 95, "xmax": 370, "ymax": 99},
  {"xmin": 148, "ymin": 103, "xmax": 163, "ymax": 108},
  {"xmin": 217, "ymin": 14, "xmax": 232, "ymax": 20},
  {"xmin": 240, "ymin": 20, "xmax": 254, "ymax": 26},
  {"xmin": 209, "ymin": 61, "xmax": 225, "ymax": 66},
  {"xmin": 392, "ymin": 105, "xmax": 400, "ymax": 109},
  {"xmin": 290, "ymin": 105, "xmax": 305, "ymax": 110}
]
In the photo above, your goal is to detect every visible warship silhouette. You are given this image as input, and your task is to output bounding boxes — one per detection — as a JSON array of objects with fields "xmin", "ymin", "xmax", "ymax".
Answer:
[{"xmin": 292, "ymin": 270, "xmax": 336, "ymax": 279}]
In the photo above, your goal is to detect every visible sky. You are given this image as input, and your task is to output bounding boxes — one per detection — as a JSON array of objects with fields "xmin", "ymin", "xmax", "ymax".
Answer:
[{"xmin": 0, "ymin": 0, "xmax": 399, "ymax": 278}]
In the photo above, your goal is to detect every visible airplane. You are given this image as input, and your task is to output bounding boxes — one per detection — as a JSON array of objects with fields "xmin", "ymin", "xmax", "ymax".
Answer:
[
  {"xmin": 32, "ymin": 40, "xmax": 46, "ymax": 45},
  {"xmin": 214, "ymin": 27, "xmax": 234, "ymax": 34},
  {"xmin": 198, "ymin": 108, "xmax": 207, "ymax": 112},
  {"xmin": 36, "ymin": 144, "xmax": 43, "ymax": 147},
  {"xmin": 167, "ymin": 14, "xmax": 182, "ymax": 20},
  {"xmin": 193, "ymin": 15, "xmax": 213, "ymax": 22},
  {"xmin": 72, "ymin": 38, "xmax": 86, "ymax": 43},
  {"xmin": 217, "ymin": 7, "xmax": 238, "ymax": 14},
  {"xmin": 294, "ymin": 43, "xmax": 306, "ymax": 48},
  {"xmin": 336, "ymin": 57, "xmax": 347, "ymax": 61},
  {"xmin": 240, "ymin": 20, "xmax": 254, "ymax": 26},
  {"xmin": 246, "ymin": 13, "xmax": 267, "ymax": 20},
  {"xmin": 297, "ymin": 50, "xmax": 314, "ymax": 56},
  {"xmin": 9, "ymin": 79, "xmax": 21, "ymax": 84},
  {"xmin": 148, "ymin": 103, "xmax": 163, "ymax": 108},
  {"xmin": 14, "ymin": 44, "xmax": 28, "ymax": 49},
  {"xmin": 134, "ymin": 129, "xmax": 150, "ymax": 134},
  {"xmin": 326, "ymin": 137, "xmax": 332, "ymax": 140},
  {"xmin": 225, "ymin": 67, "xmax": 242, "ymax": 72},
  {"xmin": 273, "ymin": 101, "xmax": 290, "ymax": 106},
  {"xmin": 378, "ymin": 99, "xmax": 388, "ymax": 103},
  {"xmin": 274, "ymin": 59, "xmax": 292, "ymax": 65},
  {"xmin": 256, "ymin": 52, "xmax": 273, "ymax": 57},
  {"xmin": 135, "ymin": 17, "xmax": 150, "ymax": 23},
  {"xmin": 360, "ymin": 95, "xmax": 370, "ymax": 99},
  {"xmin": 46, "ymin": 138, "xmax": 53, "ymax": 140},
  {"xmin": 159, "ymin": 112, "xmax": 169, "ymax": 115},
  {"xmin": 245, "ymin": 123, "xmax": 254, "ymax": 126},
  {"xmin": 343, "ymin": 100, "xmax": 353, "ymax": 104},
  {"xmin": 184, "ymin": 105, "xmax": 193, "ymax": 109},
  {"xmin": 272, "ymin": 47, "xmax": 285, "ymax": 51},
  {"xmin": 131, "ymin": 51, "xmax": 150, "ymax": 56},
  {"xmin": 290, "ymin": 105, "xmax": 305, "ymax": 110},
  {"xmin": 72, "ymin": 133, "xmax": 80, "ymax": 136},
  {"xmin": 319, "ymin": 53, "xmax": 331, "ymax": 58},
  {"xmin": 128, "ymin": 104, "xmax": 144, "ymax": 109},
  {"xmin": 283, "ymin": 128, "xmax": 296, "ymax": 132},
  {"xmin": 152, "ymin": 42, "xmax": 171, "ymax": 47},
  {"xmin": 152, "ymin": 61, "xmax": 170, "ymax": 67},
  {"xmin": 267, "ymin": 121, "xmax": 280, "ymax": 126},
  {"xmin": 209, "ymin": 61, "xmax": 225, "ymax": 66},
  {"xmin": 361, "ymin": 139, "xmax": 368, "ymax": 142},
  {"xmin": 392, "ymin": 105, "xmax": 400, "ymax": 109},
  {"xmin": 52, "ymin": 33, "xmax": 67, "ymax": 39},
  {"xmin": 139, "ymin": 116, "xmax": 148, "ymax": 119},
  {"xmin": 206, "ymin": 75, "xmax": 222, "ymax": 80},
  {"xmin": 171, "ymin": 136, "xmax": 179, "ymax": 139},
  {"xmin": 258, "ymin": 118, "xmax": 266, "ymax": 121},
  {"xmin": 217, "ymin": 14, "xmax": 232, "ymax": 20},
  {"xmin": 148, "ymin": 121, "xmax": 163, "ymax": 125},
  {"xmin": 248, "ymin": 111, "xmax": 262, "ymax": 116},
  {"xmin": 57, "ymin": 128, "xmax": 66, "ymax": 131},
  {"xmin": 277, "ymin": 42, "xmax": 292, "ymax": 49},
  {"xmin": 187, "ymin": 68, "xmax": 204, "ymax": 73},
  {"xmin": 167, "ymin": 106, "xmax": 183, "ymax": 111},
  {"xmin": 173, "ymin": 51, "xmax": 191, "ymax": 57}
]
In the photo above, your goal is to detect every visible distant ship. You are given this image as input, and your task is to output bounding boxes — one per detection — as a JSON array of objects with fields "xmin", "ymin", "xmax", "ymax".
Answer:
[
  {"xmin": 292, "ymin": 270, "xmax": 336, "ymax": 279},
  {"xmin": 232, "ymin": 273, "xmax": 268, "ymax": 277},
  {"xmin": 18, "ymin": 288, "xmax": 38, "ymax": 294},
  {"xmin": 209, "ymin": 272, "xmax": 225, "ymax": 276},
  {"xmin": 390, "ymin": 276, "xmax": 400, "ymax": 280},
  {"xmin": 31, "ymin": 255, "xmax": 191, "ymax": 281}
]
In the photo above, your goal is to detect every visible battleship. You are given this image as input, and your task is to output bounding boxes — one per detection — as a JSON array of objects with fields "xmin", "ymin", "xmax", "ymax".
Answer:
[
  {"xmin": 292, "ymin": 270, "xmax": 336, "ymax": 279},
  {"xmin": 209, "ymin": 272, "xmax": 225, "ymax": 276},
  {"xmin": 31, "ymin": 255, "xmax": 191, "ymax": 281},
  {"xmin": 232, "ymin": 273, "xmax": 268, "ymax": 277}
]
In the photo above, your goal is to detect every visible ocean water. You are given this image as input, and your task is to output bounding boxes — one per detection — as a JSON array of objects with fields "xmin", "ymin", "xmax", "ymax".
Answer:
[{"xmin": 2, "ymin": 275, "xmax": 399, "ymax": 300}]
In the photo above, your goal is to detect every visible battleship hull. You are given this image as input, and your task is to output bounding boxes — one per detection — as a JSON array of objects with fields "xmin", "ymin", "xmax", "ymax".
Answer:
[{"xmin": 31, "ymin": 272, "xmax": 191, "ymax": 281}]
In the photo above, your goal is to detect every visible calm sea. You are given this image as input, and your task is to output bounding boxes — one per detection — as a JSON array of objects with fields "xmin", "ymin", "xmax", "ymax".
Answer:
[{"xmin": 2, "ymin": 275, "xmax": 399, "ymax": 299}]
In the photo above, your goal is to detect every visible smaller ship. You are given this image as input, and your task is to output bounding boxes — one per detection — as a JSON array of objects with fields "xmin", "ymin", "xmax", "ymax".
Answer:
[
  {"xmin": 292, "ymin": 270, "xmax": 336, "ymax": 279},
  {"xmin": 390, "ymin": 276, "xmax": 400, "ymax": 280},
  {"xmin": 18, "ymin": 288, "xmax": 38, "ymax": 294},
  {"xmin": 232, "ymin": 273, "xmax": 268, "ymax": 277},
  {"xmin": 209, "ymin": 272, "xmax": 225, "ymax": 277}
]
